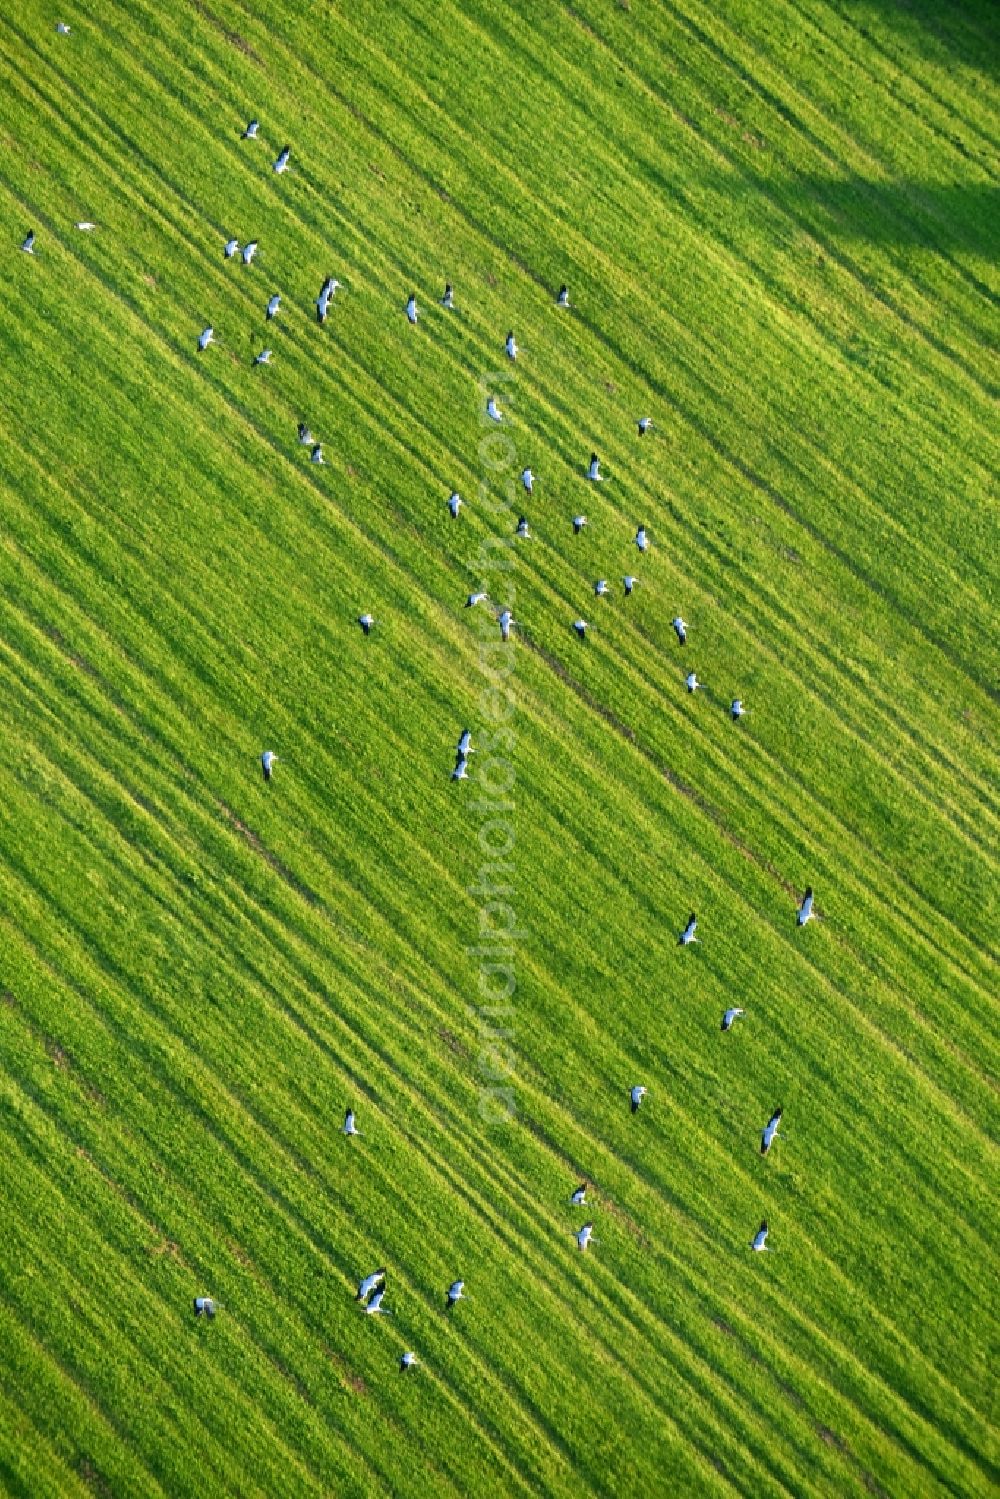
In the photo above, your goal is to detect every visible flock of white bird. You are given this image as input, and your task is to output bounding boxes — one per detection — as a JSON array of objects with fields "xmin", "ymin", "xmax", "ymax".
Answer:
[{"xmin": 28, "ymin": 42, "xmax": 821, "ymax": 1373}]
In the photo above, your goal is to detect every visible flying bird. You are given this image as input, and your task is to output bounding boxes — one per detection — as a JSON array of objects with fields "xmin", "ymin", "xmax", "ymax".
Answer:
[
  {"xmin": 400, "ymin": 1351, "xmax": 418, "ymax": 1371},
  {"xmin": 573, "ymin": 516, "xmax": 587, "ymax": 535},
  {"xmin": 266, "ymin": 293, "xmax": 281, "ymax": 320},
  {"xmin": 672, "ymin": 617, "xmax": 687, "ymax": 645},
  {"xmin": 441, "ymin": 283, "xmax": 454, "ymax": 309},
  {"xmin": 358, "ymin": 614, "xmax": 374, "ymax": 636},
  {"xmin": 261, "ymin": 750, "xmax": 277, "ymax": 782},
  {"xmin": 630, "ymin": 1085, "xmax": 647, "ymax": 1113},
  {"xmin": 20, "ymin": 230, "xmax": 35, "ymax": 254},
  {"xmin": 310, "ymin": 444, "xmax": 325, "ymax": 464},
  {"xmin": 253, "ymin": 349, "xmax": 272, "ymax": 366},
  {"xmin": 193, "ymin": 1297, "xmax": 216, "ymax": 1318},
  {"xmin": 623, "ymin": 575, "xmax": 637, "ymax": 595},
  {"xmin": 638, "ymin": 416, "xmax": 653, "ymax": 436},
  {"xmin": 515, "ymin": 516, "xmax": 530, "ymax": 539},
  {"xmin": 761, "ymin": 1107, "xmax": 783, "ymax": 1156},
  {"xmin": 499, "ymin": 610, "xmax": 514, "ymax": 642},
  {"xmin": 678, "ymin": 913, "xmax": 698, "ymax": 945},
  {"xmin": 446, "ymin": 1280, "xmax": 466, "ymax": 1309},
  {"xmin": 466, "ymin": 591, "xmax": 488, "ymax": 609},
  {"xmin": 556, "ymin": 284, "xmax": 570, "ymax": 308},
  {"xmin": 685, "ymin": 672, "xmax": 701, "ymax": 693},
  {"xmin": 587, "ymin": 452, "xmax": 604, "ymax": 481},
  {"xmin": 298, "ymin": 422, "xmax": 313, "ymax": 445},
  {"xmin": 198, "ymin": 326, "xmax": 214, "ymax": 351},
  {"xmin": 224, "ymin": 237, "xmax": 239, "ymax": 259},
  {"xmin": 343, "ymin": 1108, "xmax": 361, "ymax": 1137},
  {"xmin": 570, "ymin": 1184, "xmax": 587, "ymax": 1206},
  {"xmin": 241, "ymin": 240, "xmax": 258, "ymax": 266},
  {"xmin": 594, "ymin": 579, "xmax": 608, "ymax": 597},
  {"xmin": 356, "ymin": 1269, "xmax": 387, "ymax": 1303},
  {"xmin": 573, "ymin": 619, "xmax": 588, "ymax": 639},
  {"xmin": 575, "ymin": 1223, "xmax": 595, "ymax": 1252},
  {"xmin": 797, "ymin": 888, "xmax": 815, "ymax": 926},
  {"xmin": 273, "ymin": 145, "xmax": 291, "ymax": 173},
  {"xmin": 364, "ymin": 1288, "xmax": 391, "ymax": 1315},
  {"xmin": 751, "ymin": 1221, "xmax": 770, "ymax": 1253},
  {"xmin": 406, "ymin": 294, "xmax": 418, "ymax": 325},
  {"xmin": 74, "ymin": 221, "xmax": 97, "ymax": 231},
  {"xmin": 721, "ymin": 1007, "xmax": 745, "ymax": 1032},
  {"xmin": 486, "ymin": 396, "xmax": 503, "ymax": 423},
  {"xmin": 456, "ymin": 730, "xmax": 473, "ymax": 759},
  {"xmin": 731, "ymin": 699, "xmax": 747, "ymax": 720},
  {"xmin": 521, "ymin": 467, "xmax": 534, "ymax": 494},
  {"xmin": 635, "ymin": 526, "xmax": 649, "ymax": 552},
  {"xmin": 448, "ymin": 491, "xmax": 462, "ymax": 519},
  {"xmin": 505, "ymin": 331, "xmax": 518, "ymax": 360},
  {"xmin": 242, "ymin": 119, "xmax": 259, "ymax": 139}
]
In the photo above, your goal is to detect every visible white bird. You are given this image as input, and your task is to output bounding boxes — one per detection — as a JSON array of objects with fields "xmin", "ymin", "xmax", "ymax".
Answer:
[
  {"xmin": 575, "ymin": 1223, "xmax": 595, "ymax": 1252},
  {"xmin": 573, "ymin": 620, "xmax": 588, "ymax": 639},
  {"xmin": 638, "ymin": 416, "xmax": 653, "ymax": 436},
  {"xmin": 456, "ymin": 730, "xmax": 473, "ymax": 758},
  {"xmin": 594, "ymin": 580, "xmax": 608, "ymax": 597},
  {"xmin": 630, "ymin": 1085, "xmax": 647, "ymax": 1114},
  {"xmin": 406, "ymin": 294, "xmax": 418, "ymax": 325},
  {"xmin": 672, "ymin": 617, "xmax": 687, "ymax": 645},
  {"xmin": 721, "ymin": 1007, "xmax": 745, "ymax": 1032},
  {"xmin": 310, "ymin": 444, "xmax": 325, "ymax": 464},
  {"xmin": 678, "ymin": 912, "xmax": 698, "ymax": 945},
  {"xmin": 761, "ymin": 1107, "xmax": 783, "ymax": 1156},
  {"xmin": 254, "ymin": 349, "xmax": 272, "ymax": 366},
  {"xmin": 441, "ymin": 283, "xmax": 454, "ymax": 309},
  {"xmin": 587, "ymin": 452, "xmax": 604, "ymax": 481},
  {"xmin": 193, "ymin": 1296, "xmax": 215, "ymax": 1318},
  {"xmin": 556, "ymin": 284, "xmax": 570, "ymax": 308},
  {"xmin": 242, "ymin": 119, "xmax": 259, "ymax": 139},
  {"xmin": 358, "ymin": 614, "xmax": 374, "ymax": 636},
  {"xmin": 241, "ymin": 240, "xmax": 258, "ymax": 266},
  {"xmin": 446, "ymin": 1280, "xmax": 466, "ymax": 1309},
  {"xmin": 505, "ymin": 330, "xmax": 518, "ymax": 360},
  {"xmin": 198, "ymin": 326, "xmax": 214, "ymax": 351},
  {"xmin": 400, "ymin": 1351, "xmax": 418, "ymax": 1371},
  {"xmin": 298, "ymin": 422, "xmax": 313, "ymax": 445},
  {"xmin": 570, "ymin": 1184, "xmax": 587, "ymax": 1206},
  {"xmin": 797, "ymin": 888, "xmax": 815, "ymax": 926},
  {"xmin": 447, "ymin": 491, "xmax": 462, "ymax": 519},
  {"xmin": 573, "ymin": 515, "xmax": 587, "ymax": 535},
  {"xmin": 499, "ymin": 610, "xmax": 514, "ymax": 642},
  {"xmin": 751, "ymin": 1221, "xmax": 770, "ymax": 1252},
  {"xmin": 635, "ymin": 526, "xmax": 649, "ymax": 552},
  {"xmin": 521, "ymin": 467, "xmax": 534, "ymax": 494},
  {"xmin": 486, "ymin": 396, "xmax": 503, "ymax": 423},
  {"xmin": 623, "ymin": 575, "xmax": 637, "ymax": 595},
  {"xmin": 685, "ymin": 671, "xmax": 701, "ymax": 693},
  {"xmin": 731, "ymin": 699, "xmax": 747, "ymax": 720},
  {"xmin": 74, "ymin": 221, "xmax": 97, "ymax": 231},
  {"xmin": 224, "ymin": 237, "xmax": 239, "ymax": 259},
  {"xmin": 266, "ymin": 293, "xmax": 281, "ymax": 320},
  {"xmin": 273, "ymin": 145, "xmax": 291, "ymax": 174},
  {"xmin": 261, "ymin": 750, "xmax": 277, "ymax": 782},
  {"xmin": 343, "ymin": 1108, "xmax": 361, "ymax": 1137},
  {"xmin": 56, "ymin": 21, "xmax": 71, "ymax": 33},
  {"xmin": 20, "ymin": 230, "xmax": 35, "ymax": 254},
  {"xmin": 451, "ymin": 758, "xmax": 469, "ymax": 782},
  {"xmin": 356, "ymin": 1268, "xmax": 387, "ymax": 1303},
  {"xmin": 515, "ymin": 516, "xmax": 530, "ymax": 539},
  {"xmin": 364, "ymin": 1288, "xmax": 391, "ymax": 1315},
  {"xmin": 465, "ymin": 591, "xmax": 488, "ymax": 609}
]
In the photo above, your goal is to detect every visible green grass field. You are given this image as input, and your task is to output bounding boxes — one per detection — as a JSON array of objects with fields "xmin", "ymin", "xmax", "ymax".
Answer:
[{"xmin": 0, "ymin": 0, "xmax": 997, "ymax": 1494}]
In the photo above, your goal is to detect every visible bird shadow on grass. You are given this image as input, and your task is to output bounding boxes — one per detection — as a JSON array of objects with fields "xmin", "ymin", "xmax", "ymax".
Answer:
[{"xmin": 836, "ymin": 0, "xmax": 1000, "ymax": 79}]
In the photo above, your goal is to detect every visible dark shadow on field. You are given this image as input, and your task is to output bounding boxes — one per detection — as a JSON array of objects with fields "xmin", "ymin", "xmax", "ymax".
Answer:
[
  {"xmin": 784, "ymin": 175, "xmax": 999, "ymax": 262},
  {"xmin": 837, "ymin": 0, "xmax": 1000, "ymax": 79}
]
